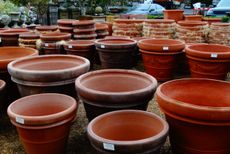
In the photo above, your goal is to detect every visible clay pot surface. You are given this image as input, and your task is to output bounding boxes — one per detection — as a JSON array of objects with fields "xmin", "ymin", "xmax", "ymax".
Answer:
[
  {"xmin": 105, "ymin": 36, "xmax": 130, "ymax": 39},
  {"xmin": 163, "ymin": 10, "xmax": 184, "ymax": 22},
  {"xmin": 40, "ymin": 32, "xmax": 71, "ymax": 42},
  {"xmin": 95, "ymin": 23, "xmax": 108, "ymax": 31},
  {"xmin": 75, "ymin": 69, "xmax": 157, "ymax": 120},
  {"xmin": 0, "ymin": 79, "xmax": 6, "ymax": 107},
  {"xmin": 36, "ymin": 25, "xmax": 58, "ymax": 32},
  {"xmin": 156, "ymin": 78, "xmax": 230, "ymax": 154},
  {"xmin": 73, "ymin": 20, "xmax": 95, "ymax": 26},
  {"xmin": 19, "ymin": 32, "xmax": 40, "ymax": 39},
  {"xmin": 88, "ymin": 110, "xmax": 168, "ymax": 153},
  {"xmin": 185, "ymin": 15, "xmax": 202, "ymax": 21},
  {"xmin": 64, "ymin": 40, "xmax": 94, "ymax": 50},
  {"xmin": 57, "ymin": 19, "xmax": 77, "ymax": 27},
  {"xmin": 177, "ymin": 21, "xmax": 208, "ymax": 27},
  {"xmin": 138, "ymin": 39, "xmax": 185, "ymax": 52},
  {"xmin": 114, "ymin": 19, "xmax": 144, "ymax": 24},
  {"xmin": 145, "ymin": 19, "xmax": 175, "ymax": 24}
]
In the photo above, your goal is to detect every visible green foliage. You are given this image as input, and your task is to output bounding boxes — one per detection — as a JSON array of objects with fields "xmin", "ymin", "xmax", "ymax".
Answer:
[
  {"xmin": 0, "ymin": 0, "xmax": 18, "ymax": 15},
  {"xmin": 221, "ymin": 16, "xmax": 230, "ymax": 23},
  {"xmin": 147, "ymin": 14, "xmax": 163, "ymax": 19}
]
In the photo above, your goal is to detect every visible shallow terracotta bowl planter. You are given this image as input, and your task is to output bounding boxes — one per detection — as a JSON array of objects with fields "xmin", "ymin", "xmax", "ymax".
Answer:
[
  {"xmin": 156, "ymin": 78, "xmax": 230, "ymax": 154},
  {"xmin": 87, "ymin": 110, "xmax": 169, "ymax": 153},
  {"xmin": 163, "ymin": 10, "xmax": 184, "ymax": 22},
  {"xmin": 75, "ymin": 69, "xmax": 157, "ymax": 121}
]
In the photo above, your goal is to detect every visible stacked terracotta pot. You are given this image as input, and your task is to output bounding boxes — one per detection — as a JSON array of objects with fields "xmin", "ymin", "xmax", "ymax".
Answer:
[
  {"xmin": 112, "ymin": 19, "xmax": 143, "ymax": 38},
  {"xmin": 208, "ymin": 23, "xmax": 230, "ymax": 46},
  {"xmin": 176, "ymin": 21, "xmax": 209, "ymax": 43},
  {"xmin": 57, "ymin": 19, "xmax": 76, "ymax": 37},
  {"xmin": 73, "ymin": 20, "xmax": 97, "ymax": 40},
  {"xmin": 40, "ymin": 32, "xmax": 71, "ymax": 54},
  {"xmin": 35, "ymin": 25, "xmax": 58, "ymax": 34},
  {"xmin": 19, "ymin": 32, "xmax": 40, "ymax": 49},
  {"xmin": 95, "ymin": 23, "xmax": 109, "ymax": 39},
  {"xmin": 163, "ymin": 10, "xmax": 184, "ymax": 22},
  {"xmin": 143, "ymin": 19, "xmax": 176, "ymax": 39}
]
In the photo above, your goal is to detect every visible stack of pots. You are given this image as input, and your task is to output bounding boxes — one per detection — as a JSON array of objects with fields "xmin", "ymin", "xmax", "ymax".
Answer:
[
  {"xmin": 40, "ymin": 32, "xmax": 71, "ymax": 54},
  {"xmin": 35, "ymin": 25, "xmax": 58, "ymax": 34},
  {"xmin": 0, "ymin": 28, "xmax": 8, "ymax": 47},
  {"xmin": 112, "ymin": 19, "xmax": 143, "ymax": 38},
  {"xmin": 208, "ymin": 22, "xmax": 230, "ymax": 46},
  {"xmin": 163, "ymin": 10, "xmax": 184, "ymax": 22},
  {"xmin": 73, "ymin": 20, "xmax": 97, "ymax": 40},
  {"xmin": 57, "ymin": 19, "xmax": 76, "ymax": 37},
  {"xmin": 7, "ymin": 55, "xmax": 90, "ymax": 97},
  {"xmin": 95, "ymin": 23, "xmax": 109, "ymax": 39},
  {"xmin": 138, "ymin": 39, "xmax": 185, "ymax": 81},
  {"xmin": 176, "ymin": 21, "xmax": 209, "ymax": 43},
  {"xmin": 143, "ymin": 19, "xmax": 176, "ymax": 39},
  {"xmin": 185, "ymin": 44, "xmax": 230, "ymax": 80},
  {"xmin": 7, "ymin": 93, "xmax": 78, "ymax": 154},
  {"xmin": 75, "ymin": 69, "xmax": 157, "ymax": 120},
  {"xmin": 95, "ymin": 38, "xmax": 137, "ymax": 69},
  {"xmin": 0, "ymin": 28, "xmax": 29, "ymax": 46},
  {"xmin": 156, "ymin": 78, "xmax": 230, "ymax": 154},
  {"xmin": 19, "ymin": 32, "xmax": 40, "ymax": 49}
]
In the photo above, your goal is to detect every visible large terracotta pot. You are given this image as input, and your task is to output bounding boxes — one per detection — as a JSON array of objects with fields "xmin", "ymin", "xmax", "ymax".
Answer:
[
  {"xmin": 185, "ymin": 44, "xmax": 230, "ymax": 80},
  {"xmin": 8, "ymin": 55, "xmax": 90, "ymax": 97},
  {"xmin": 8, "ymin": 93, "xmax": 77, "ymax": 154},
  {"xmin": 156, "ymin": 78, "xmax": 230, "ymax": 154},
  {"xmin": 0, "ymin": 80, "xmax": 6, "ymax": 108},
  {"xmin": 163, "ymin": 10, "xmax": 184, "ymax": 22},
  {"xmin": 95, "ymin": 38, "xmax": 137, "ymax": 69},
  {"xmin": 75, "ymin": 69, "xmax": 157, "ymax": 121},
  {"xmin": 35, "ymin": 25, "xmax": 58, "ymax": 34},
  {"xmin": 87, "ymin": 110, "xmax": 168, "ymax": 153}
]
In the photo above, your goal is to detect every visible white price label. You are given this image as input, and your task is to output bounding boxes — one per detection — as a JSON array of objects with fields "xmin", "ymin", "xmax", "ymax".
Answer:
[
  {"xmin": 68, "ymin": 45, "xmax": 73, "ymax": 49},
  {"xmin": 45, "ymin": 43, "xmax": 49, "ymax": 47},
  {"xmin": 16, "ymin": 117, "xmax": 24, "ymax": 124},
  {"xmin": 211, "ymin": 53, "xmax": 218, "ymax": 58},
  {"xmin": 103, "ymin": 143, "xmax": 115, "ymax": 151},
  {"xmin": 101, "ymin": 45, "xmax": 105, "ymax": 48},
  {"xmin": 163, "ymin": 46, "xmax": 169, "ymax": 51}
]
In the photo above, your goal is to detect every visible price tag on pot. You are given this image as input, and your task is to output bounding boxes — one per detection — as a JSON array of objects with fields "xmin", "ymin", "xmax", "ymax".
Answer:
[
  {"xmin": 45, "ymin": 43, "xmax": 49, "ymax": 47},
  {"xmin": 103, "ymin": 143, "xmax": 115, "ymax": 151},
  {"xmin": 163, "ymin": 46, "xmax": 169, "ymax": 51},
  {"xmin": 101, "ymin": 45, "xmax": 105, "ymax": 48},
  {"xmin": 211, "ymin": 53, "xmax": 218, "ymax": 58},
  {"xmin": 68, "ymin": 45, "xmax": 73, "ymax": 49},
  {"xmin": 16, "ymin": 117, "xmax": 24, "ymax": 124}
]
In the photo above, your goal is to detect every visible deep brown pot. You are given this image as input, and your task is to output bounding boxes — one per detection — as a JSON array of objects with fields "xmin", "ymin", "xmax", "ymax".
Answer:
[
  {"xmin": 163, "ymin": 10, "xmax": 184, "ymax": 22},
  {"xmin": 7, "ymin": 55, "xmax": 90, "ymax": 97},
  {"xmin": 185, "ymin": 44, "xmax": 230, "ymax": 80},
  {"xmin": 7, "ymin": 93, "xmax": 77, "ymax": 154},
  {"xmin": 75, "ymin": 69, "xmax": 157, "ymax": 121},
  {"xmin": 87, "ymin": 110, "xmax": 168, "ymax": 154},
  {"xmin": 156, "ymin": 78, "xmax": 230, "ymax": 154}
]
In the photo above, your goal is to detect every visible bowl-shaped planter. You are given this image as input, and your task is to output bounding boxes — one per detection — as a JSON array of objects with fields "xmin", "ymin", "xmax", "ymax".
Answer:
[
  {"xmin": 75, "ymin": 69, "xmax": 157, "ymax": 121},
  {"xmin": 8, "ymin": 55, "xmax": 90, "ymax": 97},
  {"xmin": 163, "ymin": 10, "xmax": 184, "ymax": 22},
  {"xmin": 88, "ymin": 110, "xmax": 168, "ymax": 153},
  {"xmin": 57, "ymin": 19, "xmax": 77, "ymax": 27},
  {"xmin": 35, "ymin": 25, "xmax": 58, "ymax": 34},
  {"xmin": 156, "ymin": 78, "xmax": 230, "ymax": 154},
  {"xmin": 8, "ymin": 93, "xmax": 77, "ymax": 154},
  {"xmin": 40, "ymin": 32, "xmax": 71, "ymax": 43},
  {"xmin": 185, "ymin": 44, "xmax": 230, "ymax": 80},
  {"xmin": 185, "ymin": 15, "xmax": 202, "ymax": 21}
]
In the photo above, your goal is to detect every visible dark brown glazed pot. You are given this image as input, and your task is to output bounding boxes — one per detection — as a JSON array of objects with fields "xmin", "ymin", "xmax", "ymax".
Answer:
[
  {"xmin": 185, "ymin": 44, "xmax": 230, "ymax": 80},
  {"xmin": 8, "ymin": 55, "xmax": 90, "ymax": 97},
  {"xmin": 75, "ymin": 69, "xmax": 157, "ymax": 121},
  {"xmin": 156, "ymin": 78, "xmax": 230, "ymax": 154},
  {"xmin": 0, "ymin": 80, "xmax": 6, "ymax": 108},
  {"xmin": 7, "ymin": 93, "xmax": 77, "ymax": 154},
  {"xmin": 163, "ymin": 10, "xmax": 184, "ymax": 22},
  {"xmin": 87, "ymin": 110, "xmax": 168, "ymax": 154}
]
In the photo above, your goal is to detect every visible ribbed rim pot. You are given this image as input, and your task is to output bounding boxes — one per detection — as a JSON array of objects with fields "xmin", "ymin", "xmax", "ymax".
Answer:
[
  {"xmin": 7, "ymin": 93, "xmax": 77, "ymax": 154},
  {"xmin": 184, "ymin": 15, "xmax": 202, "ymax": 21},
  {"xmin": 75, "ymin": 69, "xmax": 157, "ymax": 120},
  {"xmin": 156, "ymin": 78, "xmax": 230, "ymax": 154},
  {"xmin": 40, "ymin": 32, "xmax": 71, "ymax": 42},
  {"xmin": 87, "ymin": 110, "xmax": 168, "ymax": 154},
  {"xmin": 163, "ymin": 10, "xmax": 184, "ymax": 22}
]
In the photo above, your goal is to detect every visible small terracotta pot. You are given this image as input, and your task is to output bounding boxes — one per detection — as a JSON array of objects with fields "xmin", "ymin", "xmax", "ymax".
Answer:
[
  {"xmin": 185, "ymin": 44, "xmax": 230, "ymax": 80},
  {"xmin": 87, "ymin": 110, "xmax": 168, "ymax": 153},
  {"xmin": 8, "ymin": 55, "xmax": 90, "ymax": 97},
  {"xmin": 0, "ymin": 79, "xmax": 6, "ymax": 108},
  {"xmin": 185, "ymin": 15, "xmax": 202, "ymax": 21},
  {"xmin": 156, "ymin": 78, "xmax": 230, "ymax": 154},
  {"xmin": 75, "ymin": 69, "xmax": 157, "ymax": 120},
  {"xmin": 163, "ymin": 10, "xmax": 184, "ymax": 22},
  {"xmin": 8, "ymin": 93, "xmax": 77, "ymax": 154}
]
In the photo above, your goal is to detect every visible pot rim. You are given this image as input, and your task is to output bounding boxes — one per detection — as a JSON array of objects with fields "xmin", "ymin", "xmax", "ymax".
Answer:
[
  {"xmin": 144, "ymin": 19, "xmax": 175, "ymax": 23},
  {"xmin": 87, "ymin": 110, "xmax": 169, "ymax": 145},
  {"xmin": 64, "ymin": 40, "xmax": 95, "ymax": 48},
  {"xmin": 7, "ymin": 93, "xmax": 77, "ymax": 126},
  {"xmin": 95, "ymin": 38, "xmax": 137, "ymax": 48},
  {"xmin": 40, "ymin": 32, "xmax": 71, "ymax": 40},
  {"xmin": 75, "ymin": 69, "xmax": 157, "ymax": 96},
  {"xmin": 163, "ymin": 9, "xmax": 184, "ymax": 12},
  {"xmin": 140, "ymin": 49, "xmax": 183, "ymax": 55},
  {"xmin": 0, "ymin": 79, "xmax": 6, "ymax": 91},
  {"xmin": 0, "ymin": 28, "xmax": 29, "ymax": 36}
]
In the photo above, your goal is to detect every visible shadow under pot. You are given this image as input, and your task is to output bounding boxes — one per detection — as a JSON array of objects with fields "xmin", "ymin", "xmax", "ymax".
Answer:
[
  {"xmin": 185, "ymin": 44, "xmax": 230, "ymax": 80},
  {"xmin": 156, "ymin": 78, "xmax": 230, "ymax": 154},
  {"xmin": 7, "ymin": 93, "xmax": 78, "ymax": 154},
  {"xmin": 87, "ymin": 110, "xmax": 169, "ymax": 154},
  {"xmin": 75, "ymin": 69, "xmax": 158, "ymax": 121},
  {"xmin": 7, "ymin": 55, "xmax": 90, "ymax": 98}
]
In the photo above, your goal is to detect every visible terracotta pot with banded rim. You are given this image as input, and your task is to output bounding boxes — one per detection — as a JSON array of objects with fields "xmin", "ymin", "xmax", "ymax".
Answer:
[
  {"xmin": 163, "ymin": 10, "xmax": 184, "ymax": 22},
  {"xmin": 185, "ymin": 15, "xmax": 202, "ymax": 21}
]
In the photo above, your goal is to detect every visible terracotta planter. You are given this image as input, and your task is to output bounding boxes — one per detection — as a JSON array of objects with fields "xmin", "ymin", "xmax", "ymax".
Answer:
[
  {"xmin": 156, "ymin": 78, "xmax": 230, "ymax": 154},
  {"xmin": 41, "ymin": 42, "xmax": 65, "ymax": 55},
  {"xmin": 19, "ymin": 32, "xmax": 40, "ymax": 49},
  {"xmin": 8, "ymin": 55, "xmax": 90, "ymax": 97},
  {"xmin": 87, "ymin": 110, "xmax": 168, "ymax": 153},
  {"xmin": 202, "ymin": 17, "xmax": 221, "ymax": 25},
  {"xmin": 40, "ymin": 32, "xmax": 71, "ymax": 43},
  {"xmin": 57, "ymin": 19, "xmax": 76, "ymax": 27},
  {"xmin": 0, "ymin": 28, "xmax": 29, "ymax": 46},
  {"xmin": 105, "ymin": 36, "xmax": 130, "ymax": 39},
  {"xmin": 163, "ymin": 10, "xmax": 184, "ymax": 22},
  {"xmin": 73, "ymin": 20, "xmax": 97, "ymax": 40},
  {"xmin": 8, "ymin": 93, "xmax": 77, "ymax": 154},
  {"xmin": 185, "ymin": 15, "xmax": 202, "ymax": 21},
  {"xmin": 75, "ymin": 69, "xmax": 157, "ymax": 121},
  {"xmin": 0, "ymin": 79, "xmax": 6, "ymax": 108},
  {"xmin": 185, "ymin": 44, "xmax": 230, "ymax": 80},
  {"xmin": 35, "ymin": 25, "xmax": 58, "ymax": 34}
]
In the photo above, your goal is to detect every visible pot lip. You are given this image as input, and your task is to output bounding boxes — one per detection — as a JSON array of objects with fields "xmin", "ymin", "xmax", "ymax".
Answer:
[
  {"xmin": 138, "ymin": 39, "xmax": 185, "ymax": 49},
  {"xmin": 114, "ymin": 19, "xmax": 145, "ymax": 23},
  {"xmin": 57, "ymin": 19, "xmax": 77, "ymax": 25},
  {"xmin": 211, "ymin": 22, "xmax": 230, "ymax": 26},
  {"xmin": 7, "ymin": 54, "xmax": 90, "ymax": 76},
  {"xmin": 87, "ymin": 110, "xmax": 169, "ymax": 145},
  {"xmin": 95, "ymin": 38, "xmax": 137, "ymax": 47},
  {"xmin": 65, "ymin": 40, "xmax": 95, "ymax": 47},
  {"xmin": 177, "ymin": 21, "xmax": 208, "ymax": 26},
  {"xmin": 19, "ymin": 32, "xmax": 40, "ymax": 39},
  {"xmin": 36, "ymin": 25, "xmax": 58, "ymax": 30},
  {"xmin": 163, "ymin": 9, "xmax": 184, "ymax": 12},
  {"xmin": 75, "ymin": 69, "xmax": 157, "ymax": 96},
  {"xmin": 0, "ymin": 28, "xmax": 29, "ymax": 36},
  {"xmin": 144, "ymin": 19, "xmax": 175, "ymax": 23},
  {"xmin": 0, "ymin": 79, "xmax": 6, "ymax": 91},
  {"xmin": 140, "ymin": 49, "xmax": 183, "ymax": 55},
  {"xmin": 7, "ymin": 93, "xmax": 77, "ymax": 126},
  {"xmin": 73, "ymin": 20, "xmax": 95, "ymax": 26},
  {"xmin": 40, "ymin": 32, "xmax": 71, "ymax": 39},
  {"xmin": 157, "ymin": 78, "xmax": 230, "ymax": 111}
]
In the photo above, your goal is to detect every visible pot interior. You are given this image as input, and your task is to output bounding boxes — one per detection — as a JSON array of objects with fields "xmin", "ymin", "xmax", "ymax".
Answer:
[
  {"xmin": 0, "ymin": 47, "xmax": 37, "ymax": 60},
  {"xmin": 188, "ymin": 44, "xmax": 230, "ymax": 53},
  {"xmin": 92, "ymin": 111, "xmax": 163, "ymax": 141},
  {"xmin": 80, "ymin": 71, "xmax": 153, "ymax": 92},
  {"xmin": 160, "ymin": 79, "xmax": 230, "ymax": 107}
]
